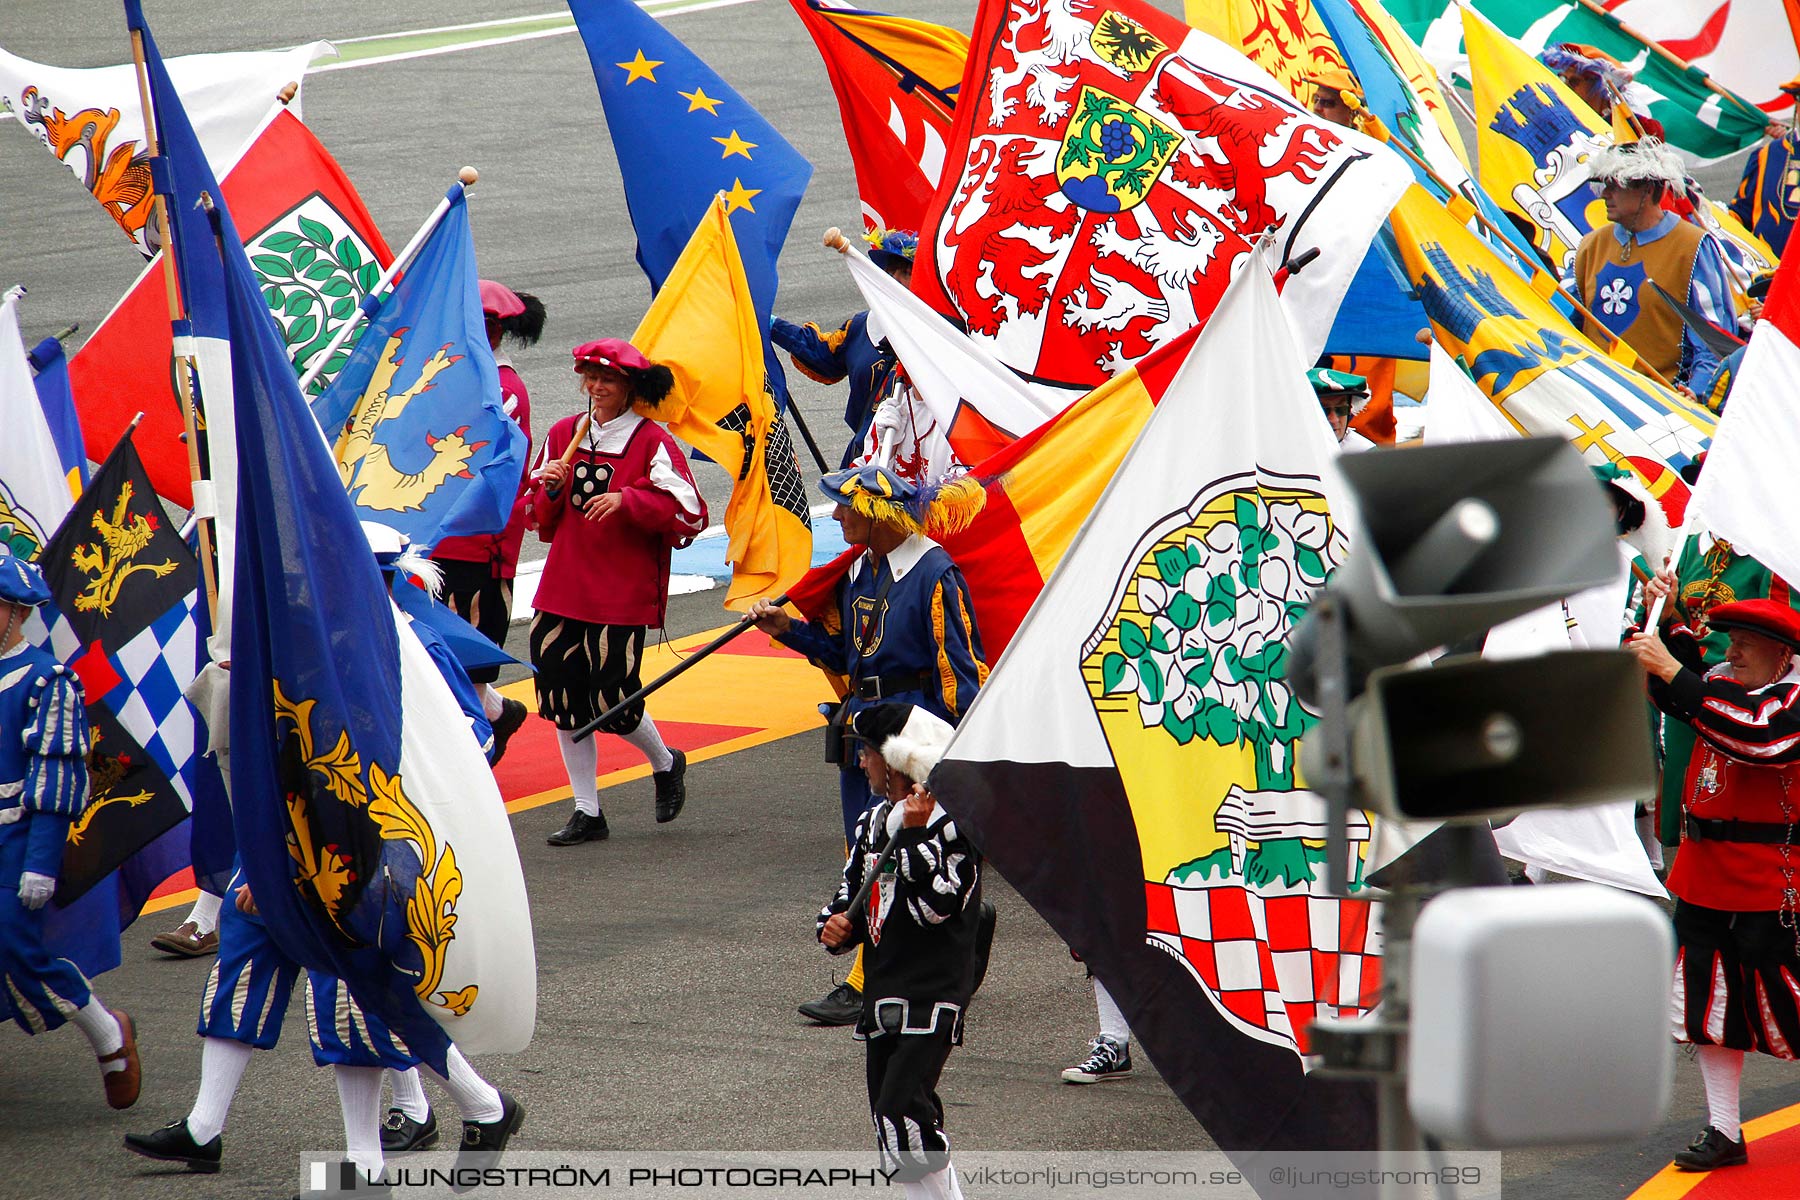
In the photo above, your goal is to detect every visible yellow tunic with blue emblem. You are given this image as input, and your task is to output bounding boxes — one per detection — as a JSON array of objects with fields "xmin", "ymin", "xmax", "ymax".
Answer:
[{"xmin": 1573, "ymin": 215, "xmax": 1701, "ymax": 388}]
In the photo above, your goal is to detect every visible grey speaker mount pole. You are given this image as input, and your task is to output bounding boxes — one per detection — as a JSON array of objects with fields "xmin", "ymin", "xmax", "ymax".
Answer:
[{"xmin": 1306, "ymin": 590, "xmax": 1424, "ymax": 1200}]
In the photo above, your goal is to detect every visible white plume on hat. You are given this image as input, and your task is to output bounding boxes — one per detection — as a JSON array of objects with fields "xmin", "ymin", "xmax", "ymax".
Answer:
[
  {"xmin": 1586, "ymin": 137, "xmax": 1685, "ymax": 190},
  {"xmin": 880, "ymin": 706, "xmax": 957, "ymax": 783},
  {"xmin": 361, "ymin": 520, "xmax": 444, "ymax": 598}
]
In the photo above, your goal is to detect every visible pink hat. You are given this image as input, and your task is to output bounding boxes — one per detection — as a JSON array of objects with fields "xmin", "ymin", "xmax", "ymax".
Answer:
[
  {"xmin": 571, "ymin": 338, "xmax": 653, "ymax": 373},
  {"xmin": 479, "ymin": 279, "xmax": 526, "ymax": 319}
]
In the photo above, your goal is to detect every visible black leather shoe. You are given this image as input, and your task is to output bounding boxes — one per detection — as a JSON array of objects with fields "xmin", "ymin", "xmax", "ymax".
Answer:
[
  {"xmin": 547, "ymin": 810, "xmax": 608, "ymax": 846},
  {"xmin": 1674, "ymin": 1126, "xmax": 1748, "ymax": 1171},
  {"xmin": 123, "ymin": 1119, "xmax": 222, "ymax": 1173},
  {"xmin": 380, "ymin": 1106, "xmax": 438, "ymax": 1152},
  {"xmin": 453, "ymin": 1092, "xmax": 524, "ymax": 1192},
  {"xmin": 797, "ymin": 980, "xmax": 862, "ymax": 1026},
  {"xmin": 490, "ymin": 699, "xmax": 529, "ymax": 766},
  {"xmin": 654, "ymin": 749, "xmax": 687, "ymax": 823}
]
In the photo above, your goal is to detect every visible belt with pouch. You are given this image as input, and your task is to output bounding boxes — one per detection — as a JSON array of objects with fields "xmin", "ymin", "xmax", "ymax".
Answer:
[
  {"xmin": 853, "ymin": 670, "xmax": 933, "ymax": 701},
  {"xmin": 1686, "ymin": 814, "xmax": 1800, "ymax": 845}
]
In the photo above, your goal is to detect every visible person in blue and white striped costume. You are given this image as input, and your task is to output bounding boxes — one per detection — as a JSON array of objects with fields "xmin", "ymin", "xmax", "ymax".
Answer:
[
  {"xmin": 0, "ymin": 547, "xmax": 141, "ymax": 1110},
  {"xmin": 123, "ymin": 529, "xmax": 519, "ymax": 1192}
]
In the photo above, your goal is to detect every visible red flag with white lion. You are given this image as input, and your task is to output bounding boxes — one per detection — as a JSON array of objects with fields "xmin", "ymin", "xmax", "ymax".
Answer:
[{"xmin": 912, "ymin": 0, "xmax": 1410, "ymax": 391}]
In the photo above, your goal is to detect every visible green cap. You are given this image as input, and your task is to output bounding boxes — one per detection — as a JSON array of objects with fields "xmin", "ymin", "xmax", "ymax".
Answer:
[{"xmin": 1307, "ymin": 367, "xmax": 1368, "ymax": 398}]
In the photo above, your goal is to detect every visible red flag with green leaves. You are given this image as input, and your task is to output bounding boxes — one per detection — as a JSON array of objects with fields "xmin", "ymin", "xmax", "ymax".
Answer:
[{"xmin": 70, "ymin": 108, "xmax": 393, "ymax": 505}]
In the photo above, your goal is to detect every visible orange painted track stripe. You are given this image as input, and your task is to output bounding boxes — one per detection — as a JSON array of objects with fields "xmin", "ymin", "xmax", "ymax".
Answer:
[
  {"xmin": 139, "ymin": 622, "xmax": 830, "ymax": 916},
  {"xmin": 1628, "ymin": 1101, "xmax": 1800, "ymax": 1198}
]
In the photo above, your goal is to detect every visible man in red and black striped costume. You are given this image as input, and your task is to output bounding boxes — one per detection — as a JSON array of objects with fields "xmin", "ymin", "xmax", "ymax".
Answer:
[{"xmin": 1632, "ymin": 597, "xmax": 1800, "ymax": 1171}]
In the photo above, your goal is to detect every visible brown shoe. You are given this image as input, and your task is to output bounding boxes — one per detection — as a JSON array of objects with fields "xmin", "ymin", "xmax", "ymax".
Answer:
[
  {"xmin": 150, "ymin": 921, "xmax": 219, "ymax": 958},
  {"xmin": 100, "ymin": 1009, "xmax": 141, "ymax": 1109}
]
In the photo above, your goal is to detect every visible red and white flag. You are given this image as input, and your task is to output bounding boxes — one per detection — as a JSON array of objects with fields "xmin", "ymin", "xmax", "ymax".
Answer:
[
  {"xmin": 0, "ymin": 42, "xmax": 330, "ymax": 255},
  {"xmin": 1684, "ymin": 250, "xmax": 1800, "ymax": 587},
  {"xmin": 69, "ymin": 107, "xmax": 393, "ymax": 506},
  {"xmin": 787, "ymin": 0, "xmax": 966, "ymax": 233},
  {"xmin": 1607, "ymin": 0, "xmax": 1800, "ymax": 115},
  {"xmin": 912, "ymin": 0, "xmax": 1411, "ymax": 391}
]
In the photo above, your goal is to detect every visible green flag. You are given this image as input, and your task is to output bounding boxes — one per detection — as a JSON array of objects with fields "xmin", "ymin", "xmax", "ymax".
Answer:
[{"xmin": 1388, "ymin": 0, "xmax": 1768, "ymax": 164}]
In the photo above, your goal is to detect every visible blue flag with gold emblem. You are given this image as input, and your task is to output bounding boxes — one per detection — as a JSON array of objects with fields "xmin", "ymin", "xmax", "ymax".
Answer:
[
  {"xmin": 127, "ymin": 0, "xmax": 536, "ymax": 1070},
  {"xmin": 311, "ymin": 186, "xmax": 525, "ymax": 550},
  {"xmin": 567, "ymin": 0, "xmax": 813, "ymax": 329}
]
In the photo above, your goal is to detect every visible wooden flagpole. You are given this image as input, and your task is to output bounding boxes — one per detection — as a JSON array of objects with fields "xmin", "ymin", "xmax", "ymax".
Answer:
[{"xmin": 127, "ymin": 23, "xmax": 218, "ymax": 626}]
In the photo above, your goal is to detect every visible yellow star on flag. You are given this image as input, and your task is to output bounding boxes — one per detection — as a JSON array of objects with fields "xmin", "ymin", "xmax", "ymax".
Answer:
[
  {"xmin": 615, "ymin": 50, "xmax": 662, "ymax": 84},
  {"xmin": 680, "ymin": 86, "xmax": 724, "ymax": 115},
  {"xmin": 713, "ymin": 130, "xmax": 757, "ymax": 160},
  {"xmin": 722, "ymin": 178, "xmax": 762, "ymax": 214}
]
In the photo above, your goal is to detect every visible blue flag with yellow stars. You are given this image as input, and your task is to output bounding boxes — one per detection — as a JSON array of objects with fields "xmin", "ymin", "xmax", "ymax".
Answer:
[{"xmin": 567, "ymin": 0, "xmax": 813, "ymax": 329}]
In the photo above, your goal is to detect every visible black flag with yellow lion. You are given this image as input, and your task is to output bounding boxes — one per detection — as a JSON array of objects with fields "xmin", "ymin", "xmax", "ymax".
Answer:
[{"xmin": 39, "ymin": 431, "xmax": 200, "ymax": 903}]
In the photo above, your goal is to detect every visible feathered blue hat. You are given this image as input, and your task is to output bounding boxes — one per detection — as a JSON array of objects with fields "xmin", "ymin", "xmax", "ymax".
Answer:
[
  {"xmin": 865, "ymin": 228, "xmax": 919, "ymax": 272},
  {"xmin": 820, "ymin": 463, "xmax": 921, "ymax": 531},
  {"xmin": 361, "ymin": 521, "xmax": 443, "ymax": 598},
  {"xmin": 0, "ymin": 548, "xmax": 52, "ymax": 608},
  {"xmin": 820, "ymin": 463, "xmax": 987, "ymax": 539}
]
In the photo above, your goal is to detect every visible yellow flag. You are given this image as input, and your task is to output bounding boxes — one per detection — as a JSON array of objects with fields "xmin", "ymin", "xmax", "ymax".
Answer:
[
  {"xmin": 1610, "ymin": 96, "xmax": 1641, "ymax": 146},
  {"xmin": 630, "ymin": 196, "xmax": 811, "ymax": 609},
  {"xmin": 805, "ymin": 4, "xmax": 967, "ymax": 96},
  {"xmin": 1183, "ymin": 0, "xmax": 1350, "ymax": 104},
  {"xmin": 1462, "ymin": 4, "xmax": 1609, "ymax": 273}
]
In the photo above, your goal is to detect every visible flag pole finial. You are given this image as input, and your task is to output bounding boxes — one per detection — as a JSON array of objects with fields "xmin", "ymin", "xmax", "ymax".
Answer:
[
  {"xmin": 822, "ymin": 227, "xmax": 850, "ymax": 253},
  {"xmin": 458, "ymin": 166, "xmax": 479, "ymax": 188}
]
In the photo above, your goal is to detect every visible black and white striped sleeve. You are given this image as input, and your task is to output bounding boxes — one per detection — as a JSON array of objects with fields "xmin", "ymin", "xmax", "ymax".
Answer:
[
  {"xmin": 894, "ymin": 809, "xmax": 979, "ymax": 928},
  {"xmin": 816, "ymin": 805, "xmax": 877, "ymax": 948}
]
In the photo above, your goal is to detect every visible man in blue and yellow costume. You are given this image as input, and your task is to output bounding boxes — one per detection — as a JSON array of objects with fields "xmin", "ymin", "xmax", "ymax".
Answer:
[
  {"xmin": 1730, "ymin": 76, "xmax": 1800, "ymax": 258},
  {"xmin": 0, "ymin": 547, "xmax": 141, "ymax": 1109},
  {"xmin": 749, "ymin": 463, "xmax": 986, "ymax": 1025},
  {"xmin": 772, "ymin": 229, "xmax": 916, "ymax": 466},
  {"xmin": 124, "ymin": 528, "xmax": 520, "ymax": 1187},
  {"xmin": 1571, "ymin": 138, "xmax": 1735, "ymax": 398}
]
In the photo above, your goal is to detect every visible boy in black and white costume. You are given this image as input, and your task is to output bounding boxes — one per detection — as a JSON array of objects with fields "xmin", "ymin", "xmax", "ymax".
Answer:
[{"xmin": 817, "ymin": 702, "xmax": 981, "ymax": 1200}]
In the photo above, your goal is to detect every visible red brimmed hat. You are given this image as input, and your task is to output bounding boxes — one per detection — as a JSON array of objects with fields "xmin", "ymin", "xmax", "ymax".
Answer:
[
  {"xmin": 1707, "ymin": 600, "xmax": 1800, "ymax": 652},
  {"xmin": 571, "ymin": 338, "xmax": 675, "ymax": 406},
  {"xmin": 479, "ymin": 279, "xmax": 525, "ymax": 319},
  {"xmin": 572, "ymin": 338, "xmax": 652, "ymax": 373}
]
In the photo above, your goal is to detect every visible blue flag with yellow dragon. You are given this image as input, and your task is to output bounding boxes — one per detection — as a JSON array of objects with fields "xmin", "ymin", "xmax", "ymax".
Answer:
[{"xmin": 312, "ymin": 186, "xmax": 525, "ymax": 551}]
